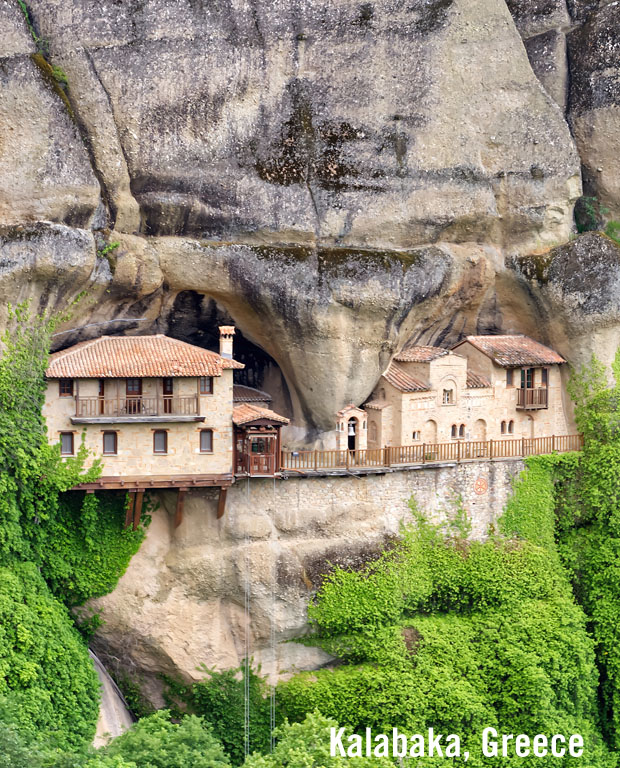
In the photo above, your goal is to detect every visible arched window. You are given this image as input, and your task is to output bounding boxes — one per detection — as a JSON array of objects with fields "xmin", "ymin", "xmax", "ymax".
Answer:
[
  {"xmin": 363, "ymin": 421, "xmax": 367, "ymax": 430},
  {"xmin": 459, "ymin": 424, "xmax": 465, "ymax": 439},
  {"xmin": 412, "ymin": 430, "xmax": 421, "ymax": 441},
  {"xmin": 501, "ymin": 421, "xmax": 506, "ymax": 434},
  {"xmin": 451, "ymin": 424, "xmax": 458, "ymax": 439},
  {"xmin": 508, "ymin": 420, "xmax": 514, "ymax": 434},
  {"xmin": 443, "ymin": 388, "xmax": 455, "ymax": 405}
]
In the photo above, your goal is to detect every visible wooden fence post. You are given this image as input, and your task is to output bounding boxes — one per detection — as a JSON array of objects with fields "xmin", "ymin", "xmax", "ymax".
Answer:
[
  {"xmin": 422, "ymin": 444, "xmax": 426, "ymax": 464},
  {"xmin": 489, "ymin": 439, "xmax": 493, "ymax": 460},
  {"xmin": 552, "ymin": 434, "xmax": 556, "ymax": 452}
]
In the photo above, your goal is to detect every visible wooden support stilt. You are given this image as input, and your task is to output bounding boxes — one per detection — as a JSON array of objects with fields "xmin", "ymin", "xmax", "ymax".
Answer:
[
  {"xmin": 133, "ymin": 490, "xmax": 144, "ymax": 531},
  {"xmin": 125, "ymin": 492, "xmax": 135, "ymax": 529},
  {"xmin": 175, "ymin": 489, "xmax": 187, "ymax": 528},
  {"xmin": 217, "ymin": 487, "xmax": 228, "ymax": 520}
]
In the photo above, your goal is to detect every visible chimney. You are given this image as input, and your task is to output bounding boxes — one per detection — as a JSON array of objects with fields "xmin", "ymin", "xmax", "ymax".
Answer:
[{"xmin": 219, "ymin": 325, "xmax": 235, "ymax": 359}]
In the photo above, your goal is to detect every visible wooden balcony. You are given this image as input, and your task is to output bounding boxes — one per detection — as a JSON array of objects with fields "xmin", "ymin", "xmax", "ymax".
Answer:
[
  {"xmin": 516, "ymin": 387, "xmax": 548, "ymax": 410},
  {"xmin": 71, "ymin": 395, "xmax": 204, "ymax": 424}
]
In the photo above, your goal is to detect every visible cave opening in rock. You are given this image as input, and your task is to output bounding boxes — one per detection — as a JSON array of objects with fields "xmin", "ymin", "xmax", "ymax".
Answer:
[{"xmin": 163, "ymin": 290, "xmax": 294, "ymax": 420}]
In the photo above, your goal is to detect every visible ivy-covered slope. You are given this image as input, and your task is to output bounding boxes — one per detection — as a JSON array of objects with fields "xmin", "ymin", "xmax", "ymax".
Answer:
[
  {"xmin": 0, "ymin": 305, "xmax": 144, "ymax": 749},
  {"xmin": 275, "ymin": 459, "xmax": 614, "ymax": 767}
]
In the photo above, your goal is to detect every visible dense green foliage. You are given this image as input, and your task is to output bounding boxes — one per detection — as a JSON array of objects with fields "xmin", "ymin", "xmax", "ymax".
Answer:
[
  {"xmin": 275, "ymin": 478, "xmax": 612, "ymax": 766},
  {"xmin": 0, "ymin": 563, "xmax": 99, "ymax": 749},
  {"xmin": 547, "ymin": 351, "xmax": 620, "ymax": 749},
  {"xmin": 41, "ymin": 492, "xmax": 143, "ymax": 607},
  {"xmin": 243, "ymin": 712, "xmax": 393, "ymax": 767},
  {"xmin": 103, "ymin": 710, "xmax": 231, "ymax": 768},
  {"xmin": 0, "ymin": 305, "xmax": 144, "ymax": 750},
  {"xmin": 165, "ymin": 665, "xmax": 273, "ymax": 766}
]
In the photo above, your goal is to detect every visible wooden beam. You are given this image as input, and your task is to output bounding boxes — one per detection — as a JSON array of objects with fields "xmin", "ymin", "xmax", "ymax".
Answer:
[
  {"xmin": 175, "ymin": 489, "xmax": 187, "ymax": 528},
  {"xmin": 217, "ymin": 487, "xmax": 228, "ymax": 519},
  {"xmin": 133, "ymin": 491, "xmax": 144, "ymax": 531},
  {"xmin": 124, "ymin": 492, "xmax": 135, "ymax": 529}
]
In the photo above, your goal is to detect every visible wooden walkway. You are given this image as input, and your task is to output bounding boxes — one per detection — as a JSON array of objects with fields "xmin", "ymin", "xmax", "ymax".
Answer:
[{"xmin": 280, "ymin": 434, "xmax": 583, "ymax": 476}]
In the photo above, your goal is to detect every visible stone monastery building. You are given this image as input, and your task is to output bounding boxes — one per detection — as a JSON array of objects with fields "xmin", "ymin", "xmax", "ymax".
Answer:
[
  {"xmin": 44, "ymin": 329, "xmax": 571, "ymax": 512},
  {"xmin": 364, "ymin": 335, "xmax": 569, "ymax": 449},
  {"xmin": 43, "ymin": 327, "xmax": 290, "ymax": 499}
]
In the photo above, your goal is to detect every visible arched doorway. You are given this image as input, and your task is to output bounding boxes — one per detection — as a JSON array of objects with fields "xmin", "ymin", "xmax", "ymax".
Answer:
[
  {"xmin": 473, "ymin": 419, "xmax": 487, "ymax": 441},
  {"xmin": 527, "ymin": 415, "xmax": 535, "ymax": 438},
  {"xmin": 348, "ymin": 418, "xmax": 358, "ymax": 450},
  {"xmin": 424, "ymin": 419, "xmax": 438, "ymax": 443}
]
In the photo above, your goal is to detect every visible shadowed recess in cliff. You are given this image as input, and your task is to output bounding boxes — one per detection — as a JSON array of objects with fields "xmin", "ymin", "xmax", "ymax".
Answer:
[{"xmin": 164, "ymin": 291, "xmax": 294, "ymax": 420}]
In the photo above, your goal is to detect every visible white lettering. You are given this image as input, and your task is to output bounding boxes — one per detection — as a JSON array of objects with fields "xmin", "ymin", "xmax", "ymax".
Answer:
[
  {"xmin": 515, "ymin": 734, "xmax": 530, "ymax": 757},
  {"xmin": 393, "ymin": 729, "xmax": 407, "ymax": 758},
  {"xmin": 502, "ymin": 734, "xmax": 514, "ymax": 757},
  {"xmin": 533, "ymin": 734, "xmax": 548, "ymax": 757},
  {"xmin": 482, "ymin": 728, "xmax": 498, "ymax": 757},
  {"xmin": 330, "ymin": 727, "xmax": 346, "ymax": 757},
  {"xmin": 409, "ymin": 734, "xmax": 425, "ymax": 757},
  {"xmin": 347, "ymin": 734, "xmax": 362, "ymax": 758},
  {"xmin": 445, "ymin": 734, "xmax": 460, "ymax": 757},
  {"xmin": 569, "ymin": 735, "xmax": 584, "ymax": 757},
  {"xmin": 374, "ymin": 734, "xmax": 389, "ymax": 758},
  {"xmin": 428, "ymin": 728, "xmax": 443, "ymax": 757},
  {"xmin": 366, "ymin": 728, "xmax": 372, "ymax": 757},
  {"xmin": 551, "ymin": 734, "xmax": 566, "ymax": 757}
]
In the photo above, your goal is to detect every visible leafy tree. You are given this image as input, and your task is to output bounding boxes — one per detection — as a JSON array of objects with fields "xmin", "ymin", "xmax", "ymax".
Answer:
[
  {"xmin": 102, "ymin": 710, "xmax": 230, "ymax": 768},
  {"xmin": 165, "ymin": 664, "xmax": 272, "ymax": 767},
  {"xmin": 243, "ymin": 711, "xmax": 394, "ymax": 767},
  {"xmin": 0, "ymin": 564, "xmax": 99, "ymax": 749}
]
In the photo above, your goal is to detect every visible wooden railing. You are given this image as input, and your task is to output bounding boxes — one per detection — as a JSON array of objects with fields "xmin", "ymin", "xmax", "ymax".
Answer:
[
  {"xmin": 281, "ymin": 434, "xmax": 583, "ymax": 472},
  {"xmin": 75, "ymin": 395, "xmax": 199, "ymax": 418},
  {"xmin": 517, "ymin": 387, "xmax": 548, "ymax": 409}
]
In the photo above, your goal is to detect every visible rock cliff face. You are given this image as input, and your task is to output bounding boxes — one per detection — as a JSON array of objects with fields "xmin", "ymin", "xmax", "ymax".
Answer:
[{"xmin": 1, "ymin": 0, "xmax": 620, "ymax": 700}]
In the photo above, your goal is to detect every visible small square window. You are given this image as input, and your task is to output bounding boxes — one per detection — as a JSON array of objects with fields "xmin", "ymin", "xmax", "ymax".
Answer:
[
  {"xmin": 153, "ymin": 430, "xmax": 167, "ymax": 454},
  {"xmin": 412, "ymin": 430, "xmax": 421, "ymax": 441},
  {"xmin": 200, "ymin": 429, "xmax": 213, "ymax": 453},
  {"xmin": 59, "ymin": 379, "xmax": 74, "ymax": 397},
  {"xmin": 60, "ymin": 432, "xmax": 74, "ymax": 455},
  {"xmin": 443, "ymin": 389, "xmax": 454, "ymax": 405},
  {"xmin": 542, "ymin": 368, "xmax": 548, "ymax": 385},
  {"xmin": 103, "ymin": 431, "xmax": 118, "ymax": 455},
  {"xmin": 506, "ymin": 370, "xmax": 513, "ymax": 387},
  {"xmin": 200, "ymin": 377, "xmax": 213, "ymax": 395}
]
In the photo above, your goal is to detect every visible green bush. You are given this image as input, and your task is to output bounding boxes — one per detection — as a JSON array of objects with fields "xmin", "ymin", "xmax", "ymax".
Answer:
[
  {"xmin": 103, "ymin": 710, "xmax": 230, "ymax": 768},
  {"xmin": 0, "ymin": 563, "xmax": 99, "ymax": 749},
  {"xmin": 276, "ymin": 470, "xmax": 613, "ymax": 767},
  {"xmin": 165, "ymin": 665, "xmax": 273, "ymax": 767},
  {"xmin": 605, "ymin": 220, "xmax": 620, "ymax": 245},
  {"xmin": 243, "ymin": 711, "xmax": 394, "ymax": 767}
]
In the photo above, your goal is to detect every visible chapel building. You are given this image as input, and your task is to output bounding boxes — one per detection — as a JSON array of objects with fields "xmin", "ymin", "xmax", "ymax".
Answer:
[{"xmin": 365, "ymin": 335, "xmax": 568, "ymax": 448}]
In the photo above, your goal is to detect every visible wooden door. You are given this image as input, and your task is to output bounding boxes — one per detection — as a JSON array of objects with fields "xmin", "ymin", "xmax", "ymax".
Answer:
[
  {"xmin": 126, "ymin": 378, "xmax": 142, "ymax": 414},
  {"xmin": 249, "ymin": 436, "xmax": 276, "ymax": 476},
  {"xmin": 163, "ymin": 377, "xmax": 173, "ymax": 414}
]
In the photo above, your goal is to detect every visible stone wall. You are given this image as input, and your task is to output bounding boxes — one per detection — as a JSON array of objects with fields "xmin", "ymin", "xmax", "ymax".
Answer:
[{"xmin": 89, "ymin": 458, "xmax": 524, "ymax": 701}]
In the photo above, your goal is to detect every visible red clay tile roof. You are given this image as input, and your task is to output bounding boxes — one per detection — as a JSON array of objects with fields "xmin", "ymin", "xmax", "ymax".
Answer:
[
  {"xmin": 47, "ymin": 335, "xmax": 244, "ymax": 378},
  {"xmin": 466, "ymin": 370, "xmax": 492, "ymax": 388},
  {"xmin": 232, "ymin": 403, "xmax": 289, "ymax": 426},
  {"xmin": 233, "ymin": 385, "xmax": 272, "ymax": 403},
  {"xmin": 382, "ymin": 363, "xmax": 430, "ymax": 392},
  {"xmin": 453, "ymin": 335, "xmax": 565, "ymax": 367},
  {"xmin": 364, "ymin": 399, "xmax": 391, "ymax": 410},
  {"xmin": 394, "ymin": 345, "xmax": 449, "ymax": 363}
]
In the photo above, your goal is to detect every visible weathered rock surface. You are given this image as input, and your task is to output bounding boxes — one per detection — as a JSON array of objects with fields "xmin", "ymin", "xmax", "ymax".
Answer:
[
  {"xmin": 11, "ymin": 0, "xmax": 579, "ymax": 251},
  {"xmin": 568, "ymin": 3, "xmax": 620, "ymax": 218},
  {"xmin": 511, "ymin": 232, "xmax": 620, "ymax": 369},
  {"xmin": 89, "ymin": 462, "xmax": 523, "ymax": 702}
]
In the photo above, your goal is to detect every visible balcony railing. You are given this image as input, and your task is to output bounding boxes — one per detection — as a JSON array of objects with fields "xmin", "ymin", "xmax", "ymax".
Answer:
[
  {"xmin": 75, "ymin": 395, "xmax": 199, "ymax": 419},
  {"xmin": 516, "ymin": 387, "xmax": 548, "ymax": 409},
  {"xmin": 280, "ymin": 434, "xmax": 583, "ymax": 473}
]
